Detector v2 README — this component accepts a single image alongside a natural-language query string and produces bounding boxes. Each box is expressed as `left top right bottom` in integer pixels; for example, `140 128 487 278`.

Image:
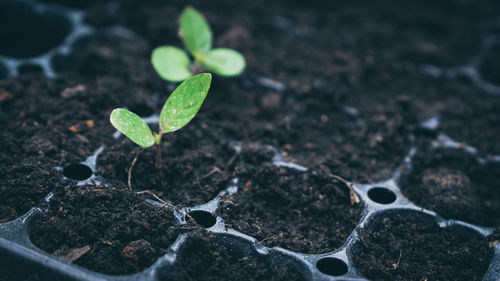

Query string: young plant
151 6 245 82
110 73 212 169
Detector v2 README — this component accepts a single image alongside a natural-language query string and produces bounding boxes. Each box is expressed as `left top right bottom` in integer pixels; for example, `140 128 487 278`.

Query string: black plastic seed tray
0 130 499 281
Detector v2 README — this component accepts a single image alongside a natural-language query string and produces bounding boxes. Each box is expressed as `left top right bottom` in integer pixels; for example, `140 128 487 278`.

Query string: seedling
151 6 246 82
110 73 212 169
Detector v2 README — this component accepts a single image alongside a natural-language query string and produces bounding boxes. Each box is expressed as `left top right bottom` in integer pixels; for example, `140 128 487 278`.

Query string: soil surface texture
97 121 239 206
31 186 194 275
1 0 499 220
438 93 500 156
159 230 308 281
399 146 500 226
219 144 363 253
0 75 112 222
352 210 493 281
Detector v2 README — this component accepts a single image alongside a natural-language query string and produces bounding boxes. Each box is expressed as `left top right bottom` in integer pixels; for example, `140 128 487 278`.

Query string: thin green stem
155 144 162 169
155 131 163 169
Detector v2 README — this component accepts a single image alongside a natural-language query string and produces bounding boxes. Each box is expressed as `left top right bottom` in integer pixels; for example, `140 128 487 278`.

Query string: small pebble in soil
352 210 493 281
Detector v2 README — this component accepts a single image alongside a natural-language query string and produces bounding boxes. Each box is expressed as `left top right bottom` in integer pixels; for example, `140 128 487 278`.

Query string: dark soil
257 86 416 183
0 63 8 79
0 157 58 223
0 0 499 277
62 0 436 184
0 67 169 222
438 94 500 156
158 230 308 281
97 127 238 206
0 31 179 222
0 76 100 222
399 146 500 226
352 210 493 281
30 186 194 275
218 144 363 253
478 41 500 87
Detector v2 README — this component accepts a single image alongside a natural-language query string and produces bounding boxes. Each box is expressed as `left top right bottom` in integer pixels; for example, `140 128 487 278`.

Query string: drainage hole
63 163 92 181
368 187 396 204
189 210 216 228
316 257 348 276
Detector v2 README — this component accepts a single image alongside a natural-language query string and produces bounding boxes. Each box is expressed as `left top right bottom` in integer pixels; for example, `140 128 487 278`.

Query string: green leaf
180 6 212 56
202 48 246 76
160 73 212 133
110 109 155 148
151 46 192 82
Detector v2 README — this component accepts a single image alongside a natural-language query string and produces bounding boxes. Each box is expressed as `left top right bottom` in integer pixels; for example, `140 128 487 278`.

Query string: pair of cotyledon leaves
151 7 245 82
110 73 212 147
